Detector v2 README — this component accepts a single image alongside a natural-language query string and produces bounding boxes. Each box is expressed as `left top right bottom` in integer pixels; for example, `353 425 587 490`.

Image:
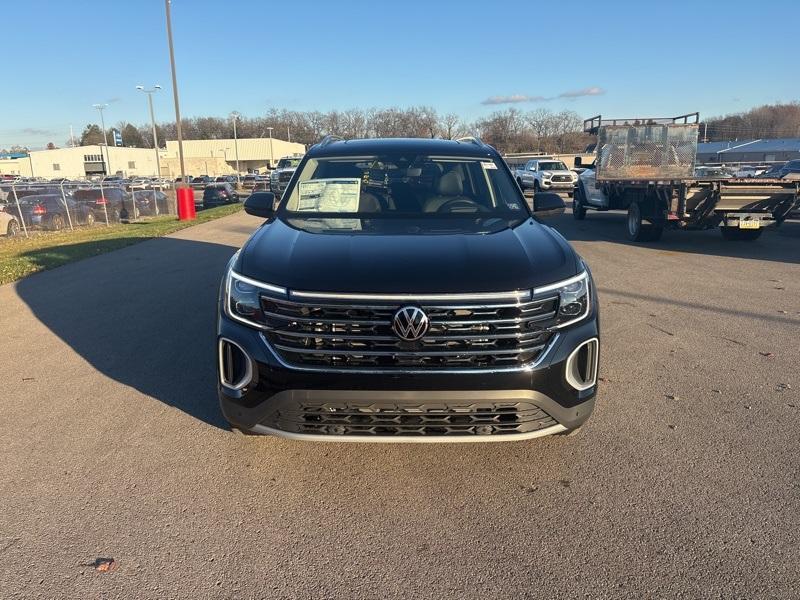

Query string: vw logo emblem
391 306 429 341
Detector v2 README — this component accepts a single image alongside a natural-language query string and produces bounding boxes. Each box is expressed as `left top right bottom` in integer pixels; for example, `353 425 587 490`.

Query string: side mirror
573 156 582 168
533 192 565 218
244 191 275 218
529 165 537 171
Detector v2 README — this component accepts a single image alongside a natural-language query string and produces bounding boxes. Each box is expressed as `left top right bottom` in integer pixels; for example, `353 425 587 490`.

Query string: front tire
626 201 663 242
573 185 587 220
720 226 762 241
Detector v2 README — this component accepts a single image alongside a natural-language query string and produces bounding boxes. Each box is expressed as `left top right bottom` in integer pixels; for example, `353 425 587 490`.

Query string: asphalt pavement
1 207 798 599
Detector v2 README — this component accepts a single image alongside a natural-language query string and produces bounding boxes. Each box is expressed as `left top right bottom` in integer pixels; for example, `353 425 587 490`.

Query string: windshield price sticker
482 161 498 170
298 178 361 212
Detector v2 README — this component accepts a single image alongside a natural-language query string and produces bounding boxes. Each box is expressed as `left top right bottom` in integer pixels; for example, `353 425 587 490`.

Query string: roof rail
455 136 487 147
317 135 343 148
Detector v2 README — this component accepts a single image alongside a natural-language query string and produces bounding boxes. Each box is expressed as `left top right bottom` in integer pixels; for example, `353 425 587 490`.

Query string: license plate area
739 220 760 229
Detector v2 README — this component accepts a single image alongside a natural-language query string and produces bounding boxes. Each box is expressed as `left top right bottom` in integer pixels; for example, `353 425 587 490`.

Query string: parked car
777 159 800 179
269 156 303 196
12 194 95 230
514 159 578 195
694 166 734 179
242 174 259 189
201 183 239 209
217 136 598 441
215 175 238 186
1 207 20 236
73 187 132 221
191 175 214 190
757 163 785 178
133 189 170 215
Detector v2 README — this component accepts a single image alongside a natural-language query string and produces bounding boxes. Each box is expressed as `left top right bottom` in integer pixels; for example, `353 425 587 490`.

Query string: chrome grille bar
259 291 560 372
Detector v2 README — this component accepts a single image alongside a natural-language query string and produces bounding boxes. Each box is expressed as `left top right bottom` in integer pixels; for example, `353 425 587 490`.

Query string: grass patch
0 204 243 285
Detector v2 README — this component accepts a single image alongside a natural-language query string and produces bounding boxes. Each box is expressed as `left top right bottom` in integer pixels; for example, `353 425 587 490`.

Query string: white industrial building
0 136 306 180
162 137 305 177
0 145 159 179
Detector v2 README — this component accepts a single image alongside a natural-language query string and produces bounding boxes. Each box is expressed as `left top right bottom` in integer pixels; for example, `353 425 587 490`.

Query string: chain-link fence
0 178 179 239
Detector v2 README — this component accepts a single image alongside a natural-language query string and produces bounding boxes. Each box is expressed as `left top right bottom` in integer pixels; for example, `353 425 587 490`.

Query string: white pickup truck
514 158 577 196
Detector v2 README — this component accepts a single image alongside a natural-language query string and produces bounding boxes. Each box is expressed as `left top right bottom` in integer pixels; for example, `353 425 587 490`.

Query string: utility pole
165 0 186 185
267 126 274 168
137 85 163 178
230 111 241 185
287 126 291 143
93 103 111 175
69 125 75 147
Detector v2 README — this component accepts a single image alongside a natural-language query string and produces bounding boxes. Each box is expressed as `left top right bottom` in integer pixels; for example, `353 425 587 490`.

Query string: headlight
542 171 552 179
224 268 286 329
533 270 591 328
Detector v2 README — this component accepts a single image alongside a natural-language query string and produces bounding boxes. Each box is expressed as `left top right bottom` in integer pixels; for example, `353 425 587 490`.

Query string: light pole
92 103 111 176
136 85 162 179
267 126 274 168
230 111 241 184
165 0 186 185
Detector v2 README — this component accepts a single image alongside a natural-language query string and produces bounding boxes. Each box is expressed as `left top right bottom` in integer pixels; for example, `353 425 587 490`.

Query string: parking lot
1 205 798 598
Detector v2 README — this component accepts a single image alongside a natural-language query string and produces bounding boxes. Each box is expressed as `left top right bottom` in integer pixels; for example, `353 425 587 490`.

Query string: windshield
278 158 302 168
281 153 529 221
537 161 568 171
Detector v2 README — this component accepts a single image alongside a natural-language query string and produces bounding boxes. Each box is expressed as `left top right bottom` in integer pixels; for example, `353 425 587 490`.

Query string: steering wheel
436 198 486 213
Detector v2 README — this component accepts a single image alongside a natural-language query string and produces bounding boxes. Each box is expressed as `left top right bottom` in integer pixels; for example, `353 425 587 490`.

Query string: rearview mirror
533 192 565 218
244 191 275 218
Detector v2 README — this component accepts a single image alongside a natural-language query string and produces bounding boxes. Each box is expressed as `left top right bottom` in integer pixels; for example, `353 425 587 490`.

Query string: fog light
565 338 599 391
218 338 253 390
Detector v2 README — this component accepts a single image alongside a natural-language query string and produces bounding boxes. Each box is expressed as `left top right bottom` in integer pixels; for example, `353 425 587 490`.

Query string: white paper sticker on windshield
482 161 498 170
298 178 361 212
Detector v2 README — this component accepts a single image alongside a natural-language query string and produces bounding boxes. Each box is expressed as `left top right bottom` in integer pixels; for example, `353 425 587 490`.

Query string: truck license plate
739 220 760 229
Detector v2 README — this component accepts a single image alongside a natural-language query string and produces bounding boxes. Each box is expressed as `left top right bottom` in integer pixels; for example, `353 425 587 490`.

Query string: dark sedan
12 194 95 230
73 187 132 221
132 189 171 215
201 183 240 209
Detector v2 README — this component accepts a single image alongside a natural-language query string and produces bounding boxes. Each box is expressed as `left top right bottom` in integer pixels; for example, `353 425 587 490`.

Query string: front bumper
541 180 575 190
217 303 600 442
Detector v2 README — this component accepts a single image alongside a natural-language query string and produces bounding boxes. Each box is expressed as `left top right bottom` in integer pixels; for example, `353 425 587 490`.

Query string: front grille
268 401 557 437
260 292 559 371
551 175 572 182
278 171 293 182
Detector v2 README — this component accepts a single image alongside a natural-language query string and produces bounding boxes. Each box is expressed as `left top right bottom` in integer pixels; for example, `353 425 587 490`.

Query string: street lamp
136 85 163 183
92 102 111 176
267 126 274 168
230 111 241 185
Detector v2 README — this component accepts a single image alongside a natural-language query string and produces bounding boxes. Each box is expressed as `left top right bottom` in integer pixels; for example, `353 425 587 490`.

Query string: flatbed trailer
573 114 800 241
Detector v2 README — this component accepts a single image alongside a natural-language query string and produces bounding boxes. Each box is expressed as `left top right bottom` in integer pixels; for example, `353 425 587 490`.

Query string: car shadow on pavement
547 202 800 265
14 236 239 430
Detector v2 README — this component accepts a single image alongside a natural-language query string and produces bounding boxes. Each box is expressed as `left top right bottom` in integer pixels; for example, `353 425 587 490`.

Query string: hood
238 218 580 294
542 170 575 177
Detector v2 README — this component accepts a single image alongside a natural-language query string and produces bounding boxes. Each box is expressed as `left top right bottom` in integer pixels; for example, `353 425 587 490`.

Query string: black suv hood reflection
238 217 580 294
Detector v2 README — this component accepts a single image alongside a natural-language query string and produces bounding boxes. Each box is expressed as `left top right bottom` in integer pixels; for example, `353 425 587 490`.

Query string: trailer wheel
572 185 587 220
720 226 762 241
626 202 663 242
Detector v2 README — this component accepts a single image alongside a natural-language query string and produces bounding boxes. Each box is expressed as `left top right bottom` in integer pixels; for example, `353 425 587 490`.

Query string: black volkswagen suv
217 137 599 442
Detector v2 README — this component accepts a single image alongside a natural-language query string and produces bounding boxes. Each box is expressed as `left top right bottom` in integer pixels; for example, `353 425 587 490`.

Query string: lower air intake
266 402 557 437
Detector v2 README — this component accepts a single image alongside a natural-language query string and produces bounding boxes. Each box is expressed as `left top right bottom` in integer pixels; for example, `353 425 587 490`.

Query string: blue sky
2 0 799 149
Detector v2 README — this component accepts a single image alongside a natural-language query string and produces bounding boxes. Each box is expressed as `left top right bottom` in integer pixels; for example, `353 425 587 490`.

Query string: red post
176 187 196 220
